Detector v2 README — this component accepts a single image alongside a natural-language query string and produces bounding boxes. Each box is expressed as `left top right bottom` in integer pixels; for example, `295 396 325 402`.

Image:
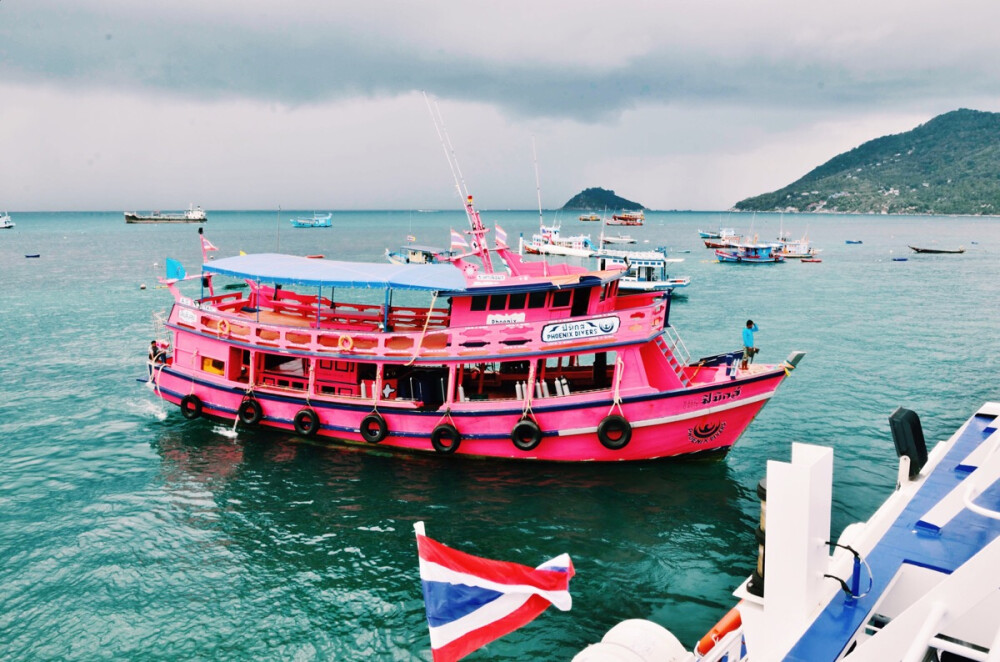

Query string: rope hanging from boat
521 360 538 422
406 291 438 367
608 357 625 417
188 348 200 395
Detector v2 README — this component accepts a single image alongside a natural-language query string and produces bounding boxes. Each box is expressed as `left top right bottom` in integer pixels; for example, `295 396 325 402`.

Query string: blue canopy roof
203 254 468 291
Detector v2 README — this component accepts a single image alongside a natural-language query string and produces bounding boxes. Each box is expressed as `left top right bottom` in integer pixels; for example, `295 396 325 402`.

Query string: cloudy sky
3 0 999 211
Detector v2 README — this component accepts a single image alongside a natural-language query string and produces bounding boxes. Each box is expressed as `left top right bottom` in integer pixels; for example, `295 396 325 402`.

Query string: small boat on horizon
845 239 863 244
578 213 602 222
125 205 206 224
607 210 645 226
289 213 333 228
909 245 965 254
0 211 14 229
716 242 785 264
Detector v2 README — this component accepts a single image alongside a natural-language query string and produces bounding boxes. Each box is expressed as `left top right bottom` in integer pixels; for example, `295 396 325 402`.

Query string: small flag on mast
414 522 573 662
494 224 508 247
449 229 469 252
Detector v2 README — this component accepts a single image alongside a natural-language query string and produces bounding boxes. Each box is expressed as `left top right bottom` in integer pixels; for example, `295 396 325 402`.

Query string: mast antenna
532 137 544 229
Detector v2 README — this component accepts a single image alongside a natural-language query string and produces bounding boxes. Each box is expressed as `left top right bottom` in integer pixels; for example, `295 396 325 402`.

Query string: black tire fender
180 394 203 420
597 414 632 450
430 424 461 454
293 408 320 437
511 419 543 451
238 397 263 425
360 413 388 443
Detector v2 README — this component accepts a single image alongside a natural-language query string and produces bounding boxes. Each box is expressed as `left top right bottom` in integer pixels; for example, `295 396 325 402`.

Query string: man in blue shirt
741 320 759 370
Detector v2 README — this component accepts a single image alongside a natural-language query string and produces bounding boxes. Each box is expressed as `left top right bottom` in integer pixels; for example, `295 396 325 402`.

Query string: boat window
571 288 591 317
552 290 571 308
508 292 527 309
528 291 547 309
201 356 225 376
489 294 508 311
470 295 488 311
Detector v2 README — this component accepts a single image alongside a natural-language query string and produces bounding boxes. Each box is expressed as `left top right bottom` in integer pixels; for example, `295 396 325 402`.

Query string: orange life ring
338 334 354 352
696 606 742 655
217 318 230 338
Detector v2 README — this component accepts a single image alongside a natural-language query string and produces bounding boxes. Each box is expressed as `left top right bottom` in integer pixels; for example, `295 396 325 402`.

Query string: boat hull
151 365 786 462
125 215 206 223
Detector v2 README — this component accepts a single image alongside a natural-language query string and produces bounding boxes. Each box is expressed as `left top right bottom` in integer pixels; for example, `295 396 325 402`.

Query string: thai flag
200 233 219 262
494 224 508 246
450 229 469 252
415 522 574 662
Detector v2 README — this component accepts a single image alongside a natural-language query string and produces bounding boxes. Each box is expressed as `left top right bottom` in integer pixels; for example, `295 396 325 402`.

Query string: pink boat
148 199 804 462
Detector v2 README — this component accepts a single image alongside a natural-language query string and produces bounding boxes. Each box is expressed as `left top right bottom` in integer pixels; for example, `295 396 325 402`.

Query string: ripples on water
1 211 997 659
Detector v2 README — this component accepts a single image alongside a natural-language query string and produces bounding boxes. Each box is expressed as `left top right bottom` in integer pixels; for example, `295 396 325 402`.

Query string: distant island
561 187 645 211
734 108 1000 215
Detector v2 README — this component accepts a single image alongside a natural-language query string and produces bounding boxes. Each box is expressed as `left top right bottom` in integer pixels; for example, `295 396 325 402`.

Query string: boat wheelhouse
149 201 801 461
385 244 452 265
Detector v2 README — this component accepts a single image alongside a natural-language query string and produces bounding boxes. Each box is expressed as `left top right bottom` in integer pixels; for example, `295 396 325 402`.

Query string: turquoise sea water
1 210 998 660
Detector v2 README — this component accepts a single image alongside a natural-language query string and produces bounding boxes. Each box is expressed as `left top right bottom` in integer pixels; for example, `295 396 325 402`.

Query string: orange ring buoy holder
696 606 742 655
338 335 354 352
217 318 230 338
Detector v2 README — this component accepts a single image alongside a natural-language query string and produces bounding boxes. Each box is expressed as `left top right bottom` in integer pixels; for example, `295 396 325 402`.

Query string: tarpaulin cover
203 253 468 291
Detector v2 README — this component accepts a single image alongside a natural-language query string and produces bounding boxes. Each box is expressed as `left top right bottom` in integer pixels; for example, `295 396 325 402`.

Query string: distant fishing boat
716 242 785 264
845 240 863 244
578 213 602 222
607 211 645 226
289 213 333 228
125 205 206 224
703 229 740 248
0 212 14 229
908 245 965 254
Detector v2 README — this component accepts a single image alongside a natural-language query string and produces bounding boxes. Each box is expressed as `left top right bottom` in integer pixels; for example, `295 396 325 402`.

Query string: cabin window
508 292 527 309
489 294 508 311
457 361 529 402
201 357 225 376
538 351 616 394
552 290 571 308
571 289 591 317
528 291 547 309
470 295 488 311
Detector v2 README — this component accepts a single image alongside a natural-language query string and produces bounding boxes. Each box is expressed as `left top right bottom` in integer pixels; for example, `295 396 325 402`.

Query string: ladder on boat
657 327 692 387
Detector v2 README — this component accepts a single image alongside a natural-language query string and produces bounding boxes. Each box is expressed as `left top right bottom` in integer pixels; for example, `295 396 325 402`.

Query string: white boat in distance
594 248 689 293
125 204 206 224
0 212 13 229
519 223 595 257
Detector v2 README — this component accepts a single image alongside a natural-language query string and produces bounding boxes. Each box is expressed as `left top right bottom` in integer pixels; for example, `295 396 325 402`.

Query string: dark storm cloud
3 0 997 122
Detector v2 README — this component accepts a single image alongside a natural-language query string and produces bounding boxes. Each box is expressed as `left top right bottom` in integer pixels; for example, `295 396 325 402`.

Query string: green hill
734 109 1000 215
561 187 644 211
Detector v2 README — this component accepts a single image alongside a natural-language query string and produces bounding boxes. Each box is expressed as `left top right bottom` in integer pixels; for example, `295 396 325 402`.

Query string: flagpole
276 205 281 252
414 521 425 536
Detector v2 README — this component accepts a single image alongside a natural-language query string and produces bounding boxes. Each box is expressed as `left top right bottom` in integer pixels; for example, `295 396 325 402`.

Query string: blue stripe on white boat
785 409 1000 660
